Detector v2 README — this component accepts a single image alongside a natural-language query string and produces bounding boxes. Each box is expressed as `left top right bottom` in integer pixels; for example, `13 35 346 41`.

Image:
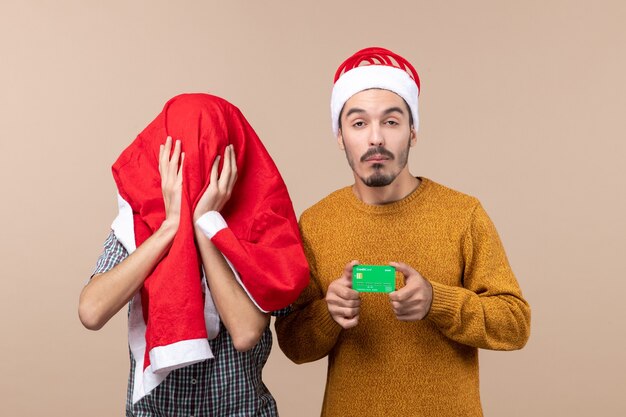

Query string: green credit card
352 265 396 293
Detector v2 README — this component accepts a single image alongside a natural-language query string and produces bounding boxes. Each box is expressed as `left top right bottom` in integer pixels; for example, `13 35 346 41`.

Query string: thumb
342 260 360 285
389 261 416 284
389 261 410 275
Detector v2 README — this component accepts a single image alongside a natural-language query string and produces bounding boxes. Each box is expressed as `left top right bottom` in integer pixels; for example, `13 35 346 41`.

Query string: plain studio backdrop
1 1 624 416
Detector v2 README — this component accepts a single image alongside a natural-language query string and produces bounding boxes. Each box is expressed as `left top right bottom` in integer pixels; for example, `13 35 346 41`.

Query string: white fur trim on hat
331 65 419 137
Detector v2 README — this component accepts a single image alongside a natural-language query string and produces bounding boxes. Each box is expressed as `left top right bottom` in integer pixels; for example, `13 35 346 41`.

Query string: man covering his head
79 93 309 416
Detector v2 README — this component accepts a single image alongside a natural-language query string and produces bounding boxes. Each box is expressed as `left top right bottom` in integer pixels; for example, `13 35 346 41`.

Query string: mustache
360 146 395 162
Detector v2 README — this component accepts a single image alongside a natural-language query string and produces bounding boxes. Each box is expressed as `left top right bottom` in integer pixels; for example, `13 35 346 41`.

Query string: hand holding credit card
352 265 396 293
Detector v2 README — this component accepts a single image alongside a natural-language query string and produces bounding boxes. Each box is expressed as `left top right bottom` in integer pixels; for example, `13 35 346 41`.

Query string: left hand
193 144 238 222
388 261 433 321
159 136 184 233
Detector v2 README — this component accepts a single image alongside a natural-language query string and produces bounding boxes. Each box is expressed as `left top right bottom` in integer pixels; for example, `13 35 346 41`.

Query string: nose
369 124 385 147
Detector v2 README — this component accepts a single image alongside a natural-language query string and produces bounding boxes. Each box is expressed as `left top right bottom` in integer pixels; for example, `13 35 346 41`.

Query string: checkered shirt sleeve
93 230 129 275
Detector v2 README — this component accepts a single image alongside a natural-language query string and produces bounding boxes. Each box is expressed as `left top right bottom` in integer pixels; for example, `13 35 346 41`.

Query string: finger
344 260 360 275
389 282 414 301
390 262 421 283
331 305 360 319
390 298 408 312
169 139 182 170
328 294 361 308
392 280 424 304
342 287 361 301
340 298 361 309
339 315 359 329
159 144 165 173
227 144 238 191
389 261 411 275
159 137 171 175
395 313 419 322
329 280 360 300
339 260 360 291
176 153 185 186
391 303 422 320
342 260 360 282
162 136 172 166
397 304 428 321
219 145 232 190
210 155 221 185
162 137 174 183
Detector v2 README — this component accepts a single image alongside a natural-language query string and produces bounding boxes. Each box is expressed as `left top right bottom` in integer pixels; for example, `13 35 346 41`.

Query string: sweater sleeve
425 202 531 351
275 229 343 364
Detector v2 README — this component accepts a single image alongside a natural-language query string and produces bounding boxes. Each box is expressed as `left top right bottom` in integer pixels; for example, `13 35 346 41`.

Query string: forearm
275 298 342 363
78 221 177 330
426 281 531 350
426 202 532 350
195 227 269 352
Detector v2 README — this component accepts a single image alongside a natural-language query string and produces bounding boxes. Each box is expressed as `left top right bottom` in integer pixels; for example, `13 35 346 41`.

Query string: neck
352 170 420 205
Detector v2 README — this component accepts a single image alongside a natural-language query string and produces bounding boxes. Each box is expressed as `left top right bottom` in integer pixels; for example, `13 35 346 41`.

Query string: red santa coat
110 93 309 403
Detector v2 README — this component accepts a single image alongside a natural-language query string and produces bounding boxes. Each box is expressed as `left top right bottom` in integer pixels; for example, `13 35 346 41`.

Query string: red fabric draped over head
112 93 309 379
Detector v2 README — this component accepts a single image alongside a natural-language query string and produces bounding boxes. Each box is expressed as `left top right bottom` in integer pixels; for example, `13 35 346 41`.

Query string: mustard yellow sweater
275 178 530 417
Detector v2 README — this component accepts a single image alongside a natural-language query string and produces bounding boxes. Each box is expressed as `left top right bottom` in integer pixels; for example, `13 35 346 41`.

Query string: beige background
1 1 624 416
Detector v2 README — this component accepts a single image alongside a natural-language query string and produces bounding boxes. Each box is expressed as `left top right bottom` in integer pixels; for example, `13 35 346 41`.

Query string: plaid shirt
93 232 288 417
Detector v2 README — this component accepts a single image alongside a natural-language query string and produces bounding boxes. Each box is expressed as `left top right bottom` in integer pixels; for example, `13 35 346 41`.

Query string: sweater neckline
344 177 431 214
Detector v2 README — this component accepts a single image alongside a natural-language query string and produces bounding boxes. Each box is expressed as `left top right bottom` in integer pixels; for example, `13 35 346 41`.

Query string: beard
361 167 396 187
345 138 411 188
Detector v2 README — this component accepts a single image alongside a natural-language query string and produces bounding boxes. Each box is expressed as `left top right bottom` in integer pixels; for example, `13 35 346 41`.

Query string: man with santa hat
275 47 531 416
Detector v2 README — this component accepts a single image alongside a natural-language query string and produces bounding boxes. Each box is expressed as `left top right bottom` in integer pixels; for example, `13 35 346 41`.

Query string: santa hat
111 93 309 403
330 47 421 137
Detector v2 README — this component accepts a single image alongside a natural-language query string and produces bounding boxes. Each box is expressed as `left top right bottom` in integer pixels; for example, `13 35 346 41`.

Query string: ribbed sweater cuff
427 281 461 326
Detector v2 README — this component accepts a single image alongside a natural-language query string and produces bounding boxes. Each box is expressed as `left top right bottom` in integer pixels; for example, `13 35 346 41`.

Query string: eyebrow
382 106 406 116
344 106 406 118
344 107 366 118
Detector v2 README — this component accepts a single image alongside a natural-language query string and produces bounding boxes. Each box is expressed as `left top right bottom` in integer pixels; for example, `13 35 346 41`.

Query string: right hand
159 136 184 231
326 260 361 329
193 144 238 222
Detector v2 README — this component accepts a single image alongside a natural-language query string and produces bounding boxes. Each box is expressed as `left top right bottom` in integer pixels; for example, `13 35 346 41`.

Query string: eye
352 121 365 128
385 120 399 126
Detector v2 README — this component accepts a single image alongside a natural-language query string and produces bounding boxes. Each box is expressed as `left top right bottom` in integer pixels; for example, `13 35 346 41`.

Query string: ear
337 130 345 150
409 127 417 147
